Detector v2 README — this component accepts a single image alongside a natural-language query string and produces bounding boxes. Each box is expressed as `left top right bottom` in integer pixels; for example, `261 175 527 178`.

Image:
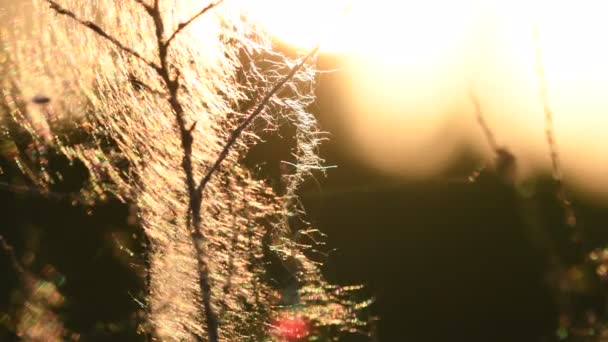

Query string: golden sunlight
240 0 475 54
244 0 608 197
237 0 353 51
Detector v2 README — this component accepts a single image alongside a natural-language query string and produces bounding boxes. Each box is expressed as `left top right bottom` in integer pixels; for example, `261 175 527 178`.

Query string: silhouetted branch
142 3 219 340
43 0 159 70
532 24 577 229
37 2 330 340
42 2 218 340
468 89 519 184
469 89 498 153
196 44 321 197
165 0 225 48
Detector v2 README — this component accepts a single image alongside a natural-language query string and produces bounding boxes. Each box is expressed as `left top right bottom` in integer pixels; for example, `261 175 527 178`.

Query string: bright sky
242 0 608 199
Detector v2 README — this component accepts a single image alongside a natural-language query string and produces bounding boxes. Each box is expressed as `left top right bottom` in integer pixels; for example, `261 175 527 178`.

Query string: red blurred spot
273 314 310 341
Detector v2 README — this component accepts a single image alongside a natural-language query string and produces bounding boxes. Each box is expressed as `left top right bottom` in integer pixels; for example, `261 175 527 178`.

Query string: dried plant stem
165 0 225 48
469 89 499 153
42 1 320 340
143 1 219 339
468 89 510 183
532 24 577 229
196 44 321 196
42 0 158 70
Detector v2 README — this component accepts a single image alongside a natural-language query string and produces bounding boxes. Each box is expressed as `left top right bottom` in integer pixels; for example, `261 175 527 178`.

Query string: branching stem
42 2 321 340
43 0 159 70
165 0 225 48
196 45 321 197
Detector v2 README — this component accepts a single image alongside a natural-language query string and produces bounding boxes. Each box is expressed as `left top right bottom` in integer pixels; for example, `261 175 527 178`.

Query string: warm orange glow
244 0 608 197
240 0 475 54
237 0 353 51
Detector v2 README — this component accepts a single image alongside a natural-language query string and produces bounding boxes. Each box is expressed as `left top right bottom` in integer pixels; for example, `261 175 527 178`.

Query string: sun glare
243 0 608 197
237 0 352 51
240 0 475 55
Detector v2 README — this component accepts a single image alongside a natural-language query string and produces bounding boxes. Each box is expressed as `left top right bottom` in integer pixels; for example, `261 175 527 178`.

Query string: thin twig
165 0 225 48
43 0 159 70
469 89 499 153
532 23 577 229
196 44 321 196
468 89 519 183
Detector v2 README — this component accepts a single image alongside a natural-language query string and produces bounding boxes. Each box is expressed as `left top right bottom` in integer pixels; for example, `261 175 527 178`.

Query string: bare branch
165 0 225 48
469 89 499 153
196 44 321 196
43 0 159 70
9 1 360 340
142 3 220 340
532 24 577 229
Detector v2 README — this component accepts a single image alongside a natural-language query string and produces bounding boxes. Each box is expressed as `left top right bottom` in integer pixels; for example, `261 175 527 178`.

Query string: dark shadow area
0 154 145 341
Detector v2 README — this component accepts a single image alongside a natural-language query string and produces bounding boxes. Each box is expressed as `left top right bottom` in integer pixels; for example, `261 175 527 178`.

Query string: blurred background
248 0 608 196
2 0 608 341
251 1 608 340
